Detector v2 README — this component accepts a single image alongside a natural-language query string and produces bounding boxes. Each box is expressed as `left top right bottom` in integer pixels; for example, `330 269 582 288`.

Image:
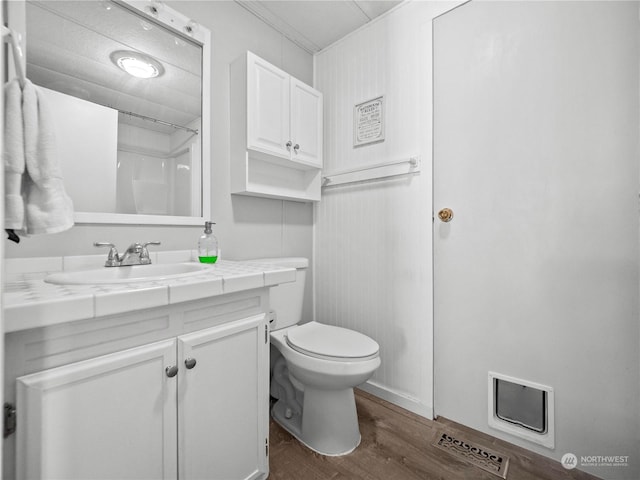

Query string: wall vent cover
432 432 510 478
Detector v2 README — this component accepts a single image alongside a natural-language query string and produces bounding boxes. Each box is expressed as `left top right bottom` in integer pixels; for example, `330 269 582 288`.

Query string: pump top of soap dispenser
204 221 214 234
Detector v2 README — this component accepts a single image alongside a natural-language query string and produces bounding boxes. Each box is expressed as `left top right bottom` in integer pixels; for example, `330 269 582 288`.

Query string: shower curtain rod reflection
117 109 199 135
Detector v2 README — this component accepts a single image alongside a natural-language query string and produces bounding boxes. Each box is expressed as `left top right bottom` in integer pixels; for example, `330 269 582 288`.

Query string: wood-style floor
269 389 600 480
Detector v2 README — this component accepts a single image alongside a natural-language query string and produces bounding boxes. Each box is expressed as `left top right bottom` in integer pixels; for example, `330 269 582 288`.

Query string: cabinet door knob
285 141 292 149
165 365 178 378
293 144 299 153
184 358 197 370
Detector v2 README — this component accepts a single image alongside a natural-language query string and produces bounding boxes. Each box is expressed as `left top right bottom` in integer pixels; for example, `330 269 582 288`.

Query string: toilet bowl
247 257 380 456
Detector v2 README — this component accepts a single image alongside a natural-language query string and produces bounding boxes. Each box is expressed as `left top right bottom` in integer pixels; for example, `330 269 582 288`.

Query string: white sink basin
45 263 211 285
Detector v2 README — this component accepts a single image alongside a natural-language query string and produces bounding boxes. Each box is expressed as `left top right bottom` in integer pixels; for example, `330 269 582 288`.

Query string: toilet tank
248 257 308 331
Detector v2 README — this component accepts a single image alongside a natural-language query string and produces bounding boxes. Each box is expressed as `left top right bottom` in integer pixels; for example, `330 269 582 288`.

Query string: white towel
3 79 25 230
21 80 74 235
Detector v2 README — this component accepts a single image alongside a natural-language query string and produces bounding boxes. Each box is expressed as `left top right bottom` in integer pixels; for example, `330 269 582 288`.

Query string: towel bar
322 156 421 187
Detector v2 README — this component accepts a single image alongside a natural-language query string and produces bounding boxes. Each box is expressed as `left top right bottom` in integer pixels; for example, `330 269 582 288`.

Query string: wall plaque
354 96 384 147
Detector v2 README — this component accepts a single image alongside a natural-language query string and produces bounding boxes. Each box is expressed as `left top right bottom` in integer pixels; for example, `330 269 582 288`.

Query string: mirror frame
24 0 212 226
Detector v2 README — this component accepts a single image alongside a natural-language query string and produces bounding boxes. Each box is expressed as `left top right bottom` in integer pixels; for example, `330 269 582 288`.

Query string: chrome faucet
94 241 161 267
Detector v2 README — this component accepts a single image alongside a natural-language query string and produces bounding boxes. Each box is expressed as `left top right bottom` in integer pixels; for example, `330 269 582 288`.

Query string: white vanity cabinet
231 51 323 202
5 290 270 480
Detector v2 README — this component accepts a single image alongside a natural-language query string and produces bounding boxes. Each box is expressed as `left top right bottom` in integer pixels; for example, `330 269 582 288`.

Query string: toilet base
272 387 361 456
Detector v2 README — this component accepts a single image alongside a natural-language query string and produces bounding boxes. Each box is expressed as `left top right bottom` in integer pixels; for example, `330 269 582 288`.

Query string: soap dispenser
198 221 218 263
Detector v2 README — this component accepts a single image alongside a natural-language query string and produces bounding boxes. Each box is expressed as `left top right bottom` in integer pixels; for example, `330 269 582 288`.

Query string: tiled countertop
3 251 295 333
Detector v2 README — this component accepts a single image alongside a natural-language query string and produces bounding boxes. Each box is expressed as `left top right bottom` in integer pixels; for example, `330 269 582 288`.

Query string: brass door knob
437 208 454 223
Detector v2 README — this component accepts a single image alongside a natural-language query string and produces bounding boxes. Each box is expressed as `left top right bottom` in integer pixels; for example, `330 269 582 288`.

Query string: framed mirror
24 0 211 225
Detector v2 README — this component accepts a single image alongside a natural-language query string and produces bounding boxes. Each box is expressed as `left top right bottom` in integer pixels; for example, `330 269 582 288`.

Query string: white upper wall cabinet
231 51 323 202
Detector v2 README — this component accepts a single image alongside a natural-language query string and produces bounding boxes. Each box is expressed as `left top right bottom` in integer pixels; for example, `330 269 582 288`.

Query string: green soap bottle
198 221 218 264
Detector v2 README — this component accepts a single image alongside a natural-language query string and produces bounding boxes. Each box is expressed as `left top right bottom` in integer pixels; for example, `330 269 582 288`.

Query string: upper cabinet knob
285 141 292 149
293 144 300 152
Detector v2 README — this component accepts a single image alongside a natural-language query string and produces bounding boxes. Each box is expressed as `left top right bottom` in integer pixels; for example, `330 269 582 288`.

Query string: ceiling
235 1 403 54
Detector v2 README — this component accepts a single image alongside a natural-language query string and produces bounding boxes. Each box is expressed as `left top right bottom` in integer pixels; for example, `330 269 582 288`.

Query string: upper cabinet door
290 78 323 168
247 54 291 159
16 339 178 480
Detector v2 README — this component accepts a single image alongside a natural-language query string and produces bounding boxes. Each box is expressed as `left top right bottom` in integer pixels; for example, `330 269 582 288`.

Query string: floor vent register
433 432 510 479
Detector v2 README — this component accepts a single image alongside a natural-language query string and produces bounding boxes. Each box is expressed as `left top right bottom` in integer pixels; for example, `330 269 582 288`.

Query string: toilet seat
286 322 379 361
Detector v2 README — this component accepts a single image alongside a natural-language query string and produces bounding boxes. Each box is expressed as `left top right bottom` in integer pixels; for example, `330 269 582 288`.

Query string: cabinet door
16 339 178 480
178 314 269 480
247 54 291 159
290 77 323 168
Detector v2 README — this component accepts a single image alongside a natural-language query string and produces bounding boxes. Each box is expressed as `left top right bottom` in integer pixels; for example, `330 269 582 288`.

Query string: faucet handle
94 242 120 267
140 241 161 265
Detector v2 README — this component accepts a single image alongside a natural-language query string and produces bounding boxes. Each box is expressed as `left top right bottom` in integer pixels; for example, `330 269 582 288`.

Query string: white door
178 315 268 480
433 0 638 468
16 339 178 480
290 78 323 168
247 53 291 159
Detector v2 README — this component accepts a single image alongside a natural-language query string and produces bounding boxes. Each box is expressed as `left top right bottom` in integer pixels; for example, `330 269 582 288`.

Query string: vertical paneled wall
314 1 459 417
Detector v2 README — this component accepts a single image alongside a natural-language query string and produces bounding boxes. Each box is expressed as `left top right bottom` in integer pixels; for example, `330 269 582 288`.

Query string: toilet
252 257 380 456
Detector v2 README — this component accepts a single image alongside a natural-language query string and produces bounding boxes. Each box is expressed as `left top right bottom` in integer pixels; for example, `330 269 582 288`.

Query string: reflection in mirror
25 0 208 224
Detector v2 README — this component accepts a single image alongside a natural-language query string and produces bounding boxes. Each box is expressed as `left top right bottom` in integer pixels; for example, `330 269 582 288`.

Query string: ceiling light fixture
110 50 165 79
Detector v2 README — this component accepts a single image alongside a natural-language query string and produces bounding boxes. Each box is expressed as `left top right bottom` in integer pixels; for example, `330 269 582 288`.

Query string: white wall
6 0 315 319
314 1 460 417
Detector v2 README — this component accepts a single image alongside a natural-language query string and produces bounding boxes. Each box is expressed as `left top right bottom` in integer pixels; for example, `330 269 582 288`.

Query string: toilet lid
286 322 379 360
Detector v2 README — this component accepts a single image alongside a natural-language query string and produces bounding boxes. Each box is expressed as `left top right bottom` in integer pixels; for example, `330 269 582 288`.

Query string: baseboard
359 381 433 419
